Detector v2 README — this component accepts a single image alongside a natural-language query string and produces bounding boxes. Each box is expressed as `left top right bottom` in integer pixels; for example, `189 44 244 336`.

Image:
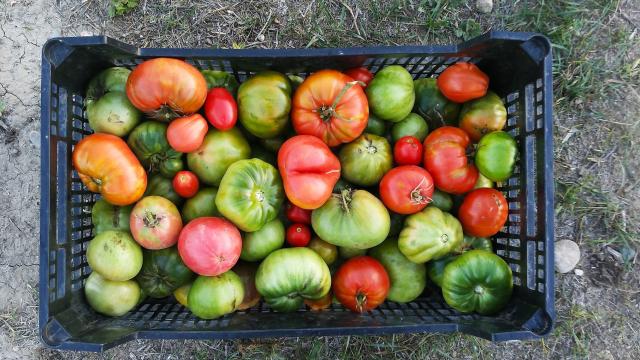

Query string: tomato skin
72 133 147 206
130 196 183 250
167 114 208 153
204 87 238 131
286 223 311 247
333 256 390 313
172 170 200 198
285 202 312 224
292 70 369 147
343 67 373 86
458 188 508 237
126 58 207 120
394 136 423 166
177 217 242 276
379 165 434 215
278 135 341 210
437 62 489 103
423 126 479 195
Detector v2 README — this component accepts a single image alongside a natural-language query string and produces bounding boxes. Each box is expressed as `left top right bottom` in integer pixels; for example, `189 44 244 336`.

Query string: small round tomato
204 87 237 131
286 223 311 247
394 136 423 166
166 114 208 153
173 170 199 198
285 202 312 224
437 62 489 103
379 165 434 215
333 256 390 313
343 67 373 87
458 188 508 237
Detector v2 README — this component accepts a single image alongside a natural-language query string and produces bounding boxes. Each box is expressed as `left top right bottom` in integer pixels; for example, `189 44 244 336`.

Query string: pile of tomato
76 58 518 319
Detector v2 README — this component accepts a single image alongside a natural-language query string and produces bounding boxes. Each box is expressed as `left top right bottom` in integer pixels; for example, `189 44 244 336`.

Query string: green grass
109 0 138 17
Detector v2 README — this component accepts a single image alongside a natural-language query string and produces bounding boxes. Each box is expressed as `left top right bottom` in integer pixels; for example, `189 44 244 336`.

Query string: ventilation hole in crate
537 269 544 279
509 251 521 260
524 83 536 133
537 283 545 293
509 263 521 273
507 225 519 234
496 238 508 245
508 201 520 210
496 249 506 257
509 238 521 248
537 255 545 266
508 214 520 223
513 276 522 286
538 242 544 251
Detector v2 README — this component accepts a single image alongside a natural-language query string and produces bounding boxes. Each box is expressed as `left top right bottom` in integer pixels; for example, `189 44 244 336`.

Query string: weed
109 0 138 17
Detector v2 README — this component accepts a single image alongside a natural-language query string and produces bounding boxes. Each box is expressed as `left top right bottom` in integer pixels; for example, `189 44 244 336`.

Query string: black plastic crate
39 31 555 351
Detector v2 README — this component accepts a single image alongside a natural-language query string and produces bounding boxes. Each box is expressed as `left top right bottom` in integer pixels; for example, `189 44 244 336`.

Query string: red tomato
130 196 183 249
126 58 207 120
423 126 478 195
285 202 312 224
177 217 242 276
286 223 311 247
278 135 341 210
166 114 208 153
172 170 199 198
333 256 389 313
379 165 434 215
292 70 369 147
436 62 489 103
458 188 508 237
343 67 373 87
204 87 237 131
394 136 423 166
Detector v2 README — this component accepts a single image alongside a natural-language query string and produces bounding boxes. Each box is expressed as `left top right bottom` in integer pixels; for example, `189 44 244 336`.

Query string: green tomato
255 247 331 312
287 74 304 92
442 250 513 315
429 189 453 212
339 133 392 186
173 282 191 307
188 272 245 319
391 113 429 142
308 237 338 265
369 238 426 303
187 128 251 186
238 71 292 139
144 174 183 207
398 206 463 263
127 121 184 178
338 246 367 259
201 70 239 96
240 218 285 262
388 211 405 237
456 235 493 254
366 65 415 122
312 189 390 249
474 173 494 189
136 247 194 298
86 231 143 281
475 131 518 182
181 187 220 223
364 113 386 136
216 158 284 232
84 272 140 317
426 255 456 288
413 78 460 129
91 199 132 235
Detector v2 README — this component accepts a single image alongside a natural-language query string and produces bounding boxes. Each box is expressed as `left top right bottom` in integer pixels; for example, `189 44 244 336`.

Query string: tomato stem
317 80 364 123
337 188 353 214
409 177 433 205
355 291 367 313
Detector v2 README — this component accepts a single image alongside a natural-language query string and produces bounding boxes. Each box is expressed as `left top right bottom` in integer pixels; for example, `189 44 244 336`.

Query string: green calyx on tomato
475 131 518 182
91 199 132 235
238 71 292 139
366 65 415 122
144 174 184 207
339 133 392 186
216 158 284 232
240 218 285 262
136 247 194 298
181 187 220 223
391 113 429 142
459 91 507 142
442 250 513 315
398 206 463 263
127 121 184 178
365 113 386 136
369 238 427 303
413 78 460 129
201 70 239 96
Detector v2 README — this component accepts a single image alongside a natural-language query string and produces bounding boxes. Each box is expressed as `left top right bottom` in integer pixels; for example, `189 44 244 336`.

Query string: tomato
364 113 386 136
429 188 453 212
288 74 304 91
459 91 507 142
233 261 261 310
423 126 478 195
333 256 390 313
456 235 493 254
128 121 184 178
391 113 429 143
204 87 237 131
188 272 244 319
426 255 456 288
201 70 239 96
307 237 338 265
126 58 207 120
91 199 131 235
286 223 311 247
394 136 423 166
304 291 333 311
84 272 140 317
286 202 312 224
172 170 199 198
338 246 366 259
136 247 194 298
398 206 463 263
144 174 183 207
278 135 341 210
130 196 183 250
379 165 434 215
292 70 369 147
178 217 242 276
339 133 392 186
458 188 508 237
187 128 251 186
413 78 460 129
240 219 285 261
166 114 208 153
181 187 220 223
369 238 426 303
238 71 292 138
474 173 494 189
366 65 415 122
73 133 146 206
173 283 191 307
475 131 518 182
343 67 373 86
87 230 143 281
436 62 489 103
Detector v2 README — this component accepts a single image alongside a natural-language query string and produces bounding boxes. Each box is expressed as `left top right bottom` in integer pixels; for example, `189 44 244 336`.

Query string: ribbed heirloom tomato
458 188 508 237
379 165 434 215
333 256 390 313
437 62 489 103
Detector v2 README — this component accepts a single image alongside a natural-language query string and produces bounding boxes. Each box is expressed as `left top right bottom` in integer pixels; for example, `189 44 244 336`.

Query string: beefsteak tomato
458 188 508 237
413 78 460 129
333 256 390 313
237 71 292 139
339 133 392 186
398 206 463 263
136 246 194 298
459 91 507 142
366 65 415 122
379 165 434 215
128 121 184 178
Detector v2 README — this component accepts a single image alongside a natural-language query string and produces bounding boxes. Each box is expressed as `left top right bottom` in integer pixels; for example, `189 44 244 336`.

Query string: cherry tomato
394 136 423 166
436 62 489 103
458 188 508 237
166 114 208 153
285 202 312 224
286 223 311 247
333 256 389 313
343 67 373 87
379 165 434 215
204 87 238 131
172 170 199 198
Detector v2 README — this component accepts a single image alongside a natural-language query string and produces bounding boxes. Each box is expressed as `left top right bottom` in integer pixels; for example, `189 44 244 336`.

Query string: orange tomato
436 62 489 103
304 292 333 311
72 133 147 205
166 114 208 153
